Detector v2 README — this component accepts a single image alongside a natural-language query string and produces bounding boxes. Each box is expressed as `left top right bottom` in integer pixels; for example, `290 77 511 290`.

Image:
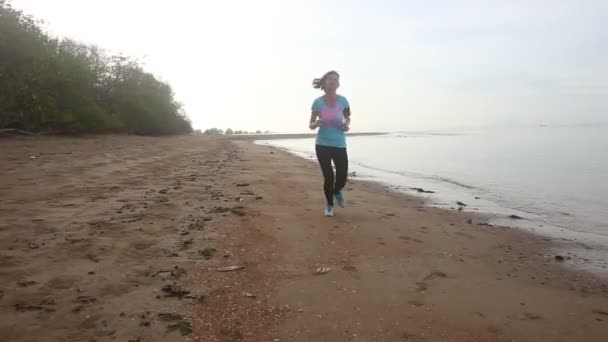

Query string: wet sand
1 135 607 342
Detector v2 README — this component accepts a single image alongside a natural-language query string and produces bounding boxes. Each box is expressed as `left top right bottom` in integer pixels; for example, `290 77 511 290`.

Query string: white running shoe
324 205 335 217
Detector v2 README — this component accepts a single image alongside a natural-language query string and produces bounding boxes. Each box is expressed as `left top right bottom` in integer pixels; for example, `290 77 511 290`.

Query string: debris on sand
424 270 447 281
314 267 332 275
521 312 542 320
416 282 428 292
208 206 232 214
17 280 38 287
231 206 247 217
15 298 56 312
170 268 187 279
15 303 44 312
161 284 191 299
217 265 246 272
158 312 184 321
593 309 608 316
555 255 565 262
199 247 217 260
177 238 193 250
457 201 467 207
408 300 425 307
509 214 523 220
167 320 192 336
410 187 435 194
208 205 247 216
74 295 97 304
236 183 250 187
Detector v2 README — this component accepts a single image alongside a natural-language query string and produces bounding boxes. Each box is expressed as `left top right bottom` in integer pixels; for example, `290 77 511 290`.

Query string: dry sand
1 135 607 342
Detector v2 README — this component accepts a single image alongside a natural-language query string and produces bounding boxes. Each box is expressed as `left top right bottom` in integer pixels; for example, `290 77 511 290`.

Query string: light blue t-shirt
312 95 350 148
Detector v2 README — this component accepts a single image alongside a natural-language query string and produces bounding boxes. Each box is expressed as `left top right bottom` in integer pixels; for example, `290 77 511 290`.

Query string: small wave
387 131 467 138
350 160 477 190
427 176 477 190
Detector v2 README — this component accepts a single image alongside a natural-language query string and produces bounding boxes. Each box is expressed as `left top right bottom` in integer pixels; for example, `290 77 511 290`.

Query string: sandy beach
1 135 607 342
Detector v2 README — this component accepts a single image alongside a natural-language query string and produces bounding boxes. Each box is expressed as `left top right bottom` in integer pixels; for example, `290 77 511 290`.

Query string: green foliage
203 128 223 135
0 1 191 135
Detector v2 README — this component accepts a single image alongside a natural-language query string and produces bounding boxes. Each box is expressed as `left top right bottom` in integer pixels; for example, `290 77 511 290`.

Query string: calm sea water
258 126 608 273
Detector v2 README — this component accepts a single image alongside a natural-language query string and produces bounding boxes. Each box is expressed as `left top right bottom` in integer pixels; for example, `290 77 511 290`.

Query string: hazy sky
10 0 607 132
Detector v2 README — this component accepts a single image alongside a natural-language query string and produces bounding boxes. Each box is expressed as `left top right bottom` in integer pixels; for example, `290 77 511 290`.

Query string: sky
9 0 608 132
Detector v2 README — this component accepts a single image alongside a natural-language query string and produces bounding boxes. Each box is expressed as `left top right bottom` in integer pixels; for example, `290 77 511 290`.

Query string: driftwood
0 128 36 136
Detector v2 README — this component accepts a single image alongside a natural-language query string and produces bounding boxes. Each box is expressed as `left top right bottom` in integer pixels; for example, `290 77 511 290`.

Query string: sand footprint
416 270 448 293
423 270 447 281
408 299 425 308
401 331 429 342
399 236 423 243
520 312 542 320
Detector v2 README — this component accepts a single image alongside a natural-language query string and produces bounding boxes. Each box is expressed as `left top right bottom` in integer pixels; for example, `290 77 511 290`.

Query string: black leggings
315 144 348 206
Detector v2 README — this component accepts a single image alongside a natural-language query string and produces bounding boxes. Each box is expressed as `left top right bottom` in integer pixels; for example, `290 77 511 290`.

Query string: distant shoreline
224 132 386 140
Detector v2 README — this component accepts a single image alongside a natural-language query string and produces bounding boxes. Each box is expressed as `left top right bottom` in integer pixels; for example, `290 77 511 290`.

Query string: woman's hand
343 118 351 132
309 120 320 130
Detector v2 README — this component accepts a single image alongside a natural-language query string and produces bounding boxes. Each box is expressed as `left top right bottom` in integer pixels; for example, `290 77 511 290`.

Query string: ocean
257 126 608 275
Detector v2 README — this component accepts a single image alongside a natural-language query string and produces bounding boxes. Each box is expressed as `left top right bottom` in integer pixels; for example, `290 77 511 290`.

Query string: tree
203 128 222 135
0 1 192 135
225 128 233 135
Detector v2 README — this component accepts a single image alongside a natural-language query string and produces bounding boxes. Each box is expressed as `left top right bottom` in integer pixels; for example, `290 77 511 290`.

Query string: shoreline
241 140 608 341
224 132 386 140
256 138 608 279
1 135 607 342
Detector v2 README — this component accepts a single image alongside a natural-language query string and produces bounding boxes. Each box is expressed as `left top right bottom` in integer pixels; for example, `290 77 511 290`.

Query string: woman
309 70 351 217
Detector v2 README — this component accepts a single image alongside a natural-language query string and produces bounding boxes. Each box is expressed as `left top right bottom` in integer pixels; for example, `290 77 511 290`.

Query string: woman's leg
315 145 335 206
333 147 348 193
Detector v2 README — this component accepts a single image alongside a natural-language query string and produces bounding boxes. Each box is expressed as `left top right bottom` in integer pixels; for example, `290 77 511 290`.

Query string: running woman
309 70 351 217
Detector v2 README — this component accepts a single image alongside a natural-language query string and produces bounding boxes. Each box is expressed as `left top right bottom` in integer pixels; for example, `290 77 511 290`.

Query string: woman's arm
309 111 320 130
343 107 351 132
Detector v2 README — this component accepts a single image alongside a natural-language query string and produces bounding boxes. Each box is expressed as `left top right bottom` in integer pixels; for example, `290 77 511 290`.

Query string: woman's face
324 73 340 92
